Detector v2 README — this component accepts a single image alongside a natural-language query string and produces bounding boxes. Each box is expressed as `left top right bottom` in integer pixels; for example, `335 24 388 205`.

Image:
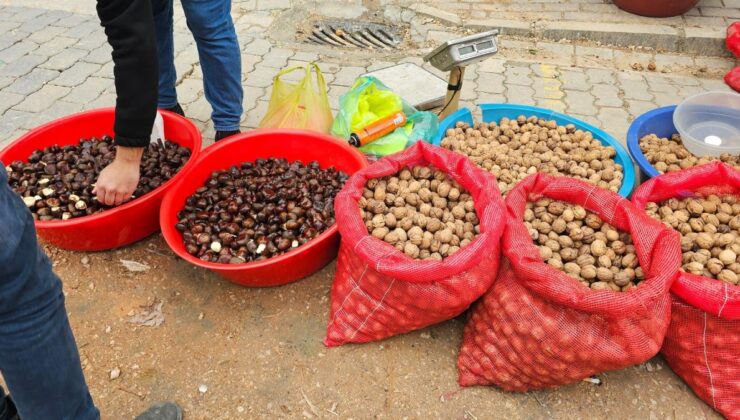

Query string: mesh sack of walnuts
326 142 505 347
633 162 740 420
458 173 681 391
639 133 740 175
440 116 624 195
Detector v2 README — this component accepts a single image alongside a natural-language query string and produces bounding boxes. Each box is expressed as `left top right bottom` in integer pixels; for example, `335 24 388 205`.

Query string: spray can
349 112 407 147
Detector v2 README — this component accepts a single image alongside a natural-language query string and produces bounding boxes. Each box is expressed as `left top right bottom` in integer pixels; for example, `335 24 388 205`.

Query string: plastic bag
632 162 740 420
331 77 438 157
457 174 681 391
728 22 740 57
325 142 505 347
259 63 333 134
725 67 740 93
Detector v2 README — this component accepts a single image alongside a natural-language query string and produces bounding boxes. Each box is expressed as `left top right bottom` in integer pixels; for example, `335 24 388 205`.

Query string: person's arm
94 0 158 206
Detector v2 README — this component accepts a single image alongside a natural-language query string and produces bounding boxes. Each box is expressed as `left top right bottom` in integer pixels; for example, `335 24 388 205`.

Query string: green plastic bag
331 76 438 157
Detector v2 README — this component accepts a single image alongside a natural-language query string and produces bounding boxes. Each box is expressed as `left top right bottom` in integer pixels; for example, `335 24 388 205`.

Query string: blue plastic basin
626 106 677 180
434 104 637 198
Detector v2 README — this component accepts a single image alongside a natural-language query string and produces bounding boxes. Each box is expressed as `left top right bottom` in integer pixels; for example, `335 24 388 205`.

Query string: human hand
93 146 144 206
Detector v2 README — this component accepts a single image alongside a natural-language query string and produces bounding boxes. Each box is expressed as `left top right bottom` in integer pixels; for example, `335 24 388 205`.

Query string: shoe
0 396 18 420
163 103 185 117
215 129 241 142
134 401 182 420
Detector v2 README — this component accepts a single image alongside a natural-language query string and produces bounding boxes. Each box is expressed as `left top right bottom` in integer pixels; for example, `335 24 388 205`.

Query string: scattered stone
120 259 151 272
110 367 121 380
198 384 208 394
198 312 205 320
128 299 165 327
81 256 90 265
583 376 602 385
420 332 431 339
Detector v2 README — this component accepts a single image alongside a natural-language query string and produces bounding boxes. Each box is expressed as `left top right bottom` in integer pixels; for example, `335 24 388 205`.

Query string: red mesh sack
325 141 505 347
632 162 740 420
725 67 740 93
728 22 740 57
458 174 681 391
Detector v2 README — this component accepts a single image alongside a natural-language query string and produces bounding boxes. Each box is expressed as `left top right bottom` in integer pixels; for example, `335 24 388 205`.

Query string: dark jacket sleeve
97 0 158 148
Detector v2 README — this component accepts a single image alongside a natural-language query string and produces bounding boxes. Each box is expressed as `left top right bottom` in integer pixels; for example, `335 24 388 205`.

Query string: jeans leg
152 0 178 108
0 168 99 420
182 0 243 131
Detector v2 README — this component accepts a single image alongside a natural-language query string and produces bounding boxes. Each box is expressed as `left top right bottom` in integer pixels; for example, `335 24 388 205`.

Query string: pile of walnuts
639 133 740 174
525 199 644 291
359 166 480 260
646 195 740 285
440 116 624 195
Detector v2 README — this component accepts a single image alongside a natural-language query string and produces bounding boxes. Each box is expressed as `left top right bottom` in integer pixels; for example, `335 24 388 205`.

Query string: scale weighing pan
364 63 448 111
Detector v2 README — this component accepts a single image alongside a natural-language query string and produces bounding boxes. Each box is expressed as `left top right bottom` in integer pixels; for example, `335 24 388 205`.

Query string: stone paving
425 0 740 25
0 0 736 151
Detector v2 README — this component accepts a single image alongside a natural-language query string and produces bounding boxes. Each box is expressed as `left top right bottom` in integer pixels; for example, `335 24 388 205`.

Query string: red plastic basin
159 129 368 287
613 0 699 17
0 108 202 251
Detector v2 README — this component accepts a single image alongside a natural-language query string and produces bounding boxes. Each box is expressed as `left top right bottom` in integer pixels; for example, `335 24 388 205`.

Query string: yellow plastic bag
259 63 333 133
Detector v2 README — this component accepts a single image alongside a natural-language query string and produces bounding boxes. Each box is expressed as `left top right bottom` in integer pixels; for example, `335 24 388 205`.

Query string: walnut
590 239 607 257
421 231 434 250
371 214 385 229
372 227 389 239
596 267 614 282
384 231 400 244
707 258 724 276
448 188 461 201
719 249 737 265
426 218 443 233
413 213 428 229
408 226 423 246
392 207 407 220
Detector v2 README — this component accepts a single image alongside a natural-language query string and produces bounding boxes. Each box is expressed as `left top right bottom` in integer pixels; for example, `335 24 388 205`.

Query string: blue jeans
0 167 99 420
152 0 243 131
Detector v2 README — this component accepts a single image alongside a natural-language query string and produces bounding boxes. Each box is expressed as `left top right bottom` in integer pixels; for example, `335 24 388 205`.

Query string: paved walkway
0 0 735 150
420 0 740 32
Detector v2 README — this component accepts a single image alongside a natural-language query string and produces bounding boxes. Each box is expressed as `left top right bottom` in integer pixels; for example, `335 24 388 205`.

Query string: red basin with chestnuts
159 129 368 287
0 108 202 251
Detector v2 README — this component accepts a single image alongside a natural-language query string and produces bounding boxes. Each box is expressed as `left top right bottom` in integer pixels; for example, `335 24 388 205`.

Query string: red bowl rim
0 107 203 229
159 128 368 272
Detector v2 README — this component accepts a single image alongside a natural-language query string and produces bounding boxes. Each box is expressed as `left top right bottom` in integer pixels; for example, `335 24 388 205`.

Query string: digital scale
424 30 500 119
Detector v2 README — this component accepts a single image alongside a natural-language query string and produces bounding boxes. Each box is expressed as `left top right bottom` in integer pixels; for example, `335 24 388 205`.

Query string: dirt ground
31 235 720 420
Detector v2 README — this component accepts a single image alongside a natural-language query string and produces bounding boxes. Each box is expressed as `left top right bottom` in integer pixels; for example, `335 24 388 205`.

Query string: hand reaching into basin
94 146 144 207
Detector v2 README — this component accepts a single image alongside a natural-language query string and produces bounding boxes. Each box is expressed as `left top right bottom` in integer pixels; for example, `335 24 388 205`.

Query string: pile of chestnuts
176 158 348 264
5 136 191 220
525 199 645 291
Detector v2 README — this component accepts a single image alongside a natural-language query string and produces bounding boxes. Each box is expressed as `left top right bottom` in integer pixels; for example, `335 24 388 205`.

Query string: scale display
424 30 500 72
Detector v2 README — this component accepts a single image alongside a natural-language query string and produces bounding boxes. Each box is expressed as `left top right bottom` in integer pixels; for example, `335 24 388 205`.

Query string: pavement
0 0 737 148
0 0 738 419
